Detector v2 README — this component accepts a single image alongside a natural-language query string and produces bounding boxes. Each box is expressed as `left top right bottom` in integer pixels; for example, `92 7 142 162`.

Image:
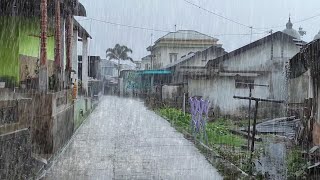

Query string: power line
182 0 320 32
77 17 268 37
86 18 170 33
295 13 320 24
250 13 320 30
183 0 254 29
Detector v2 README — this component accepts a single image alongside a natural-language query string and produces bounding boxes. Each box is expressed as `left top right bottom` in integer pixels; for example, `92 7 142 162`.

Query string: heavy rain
1 0 320 179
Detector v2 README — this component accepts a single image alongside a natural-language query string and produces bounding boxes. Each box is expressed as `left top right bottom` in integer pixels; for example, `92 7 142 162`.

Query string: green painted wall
0 17 19 84
19 17 55 60
0 16 55 84
74 97 92 130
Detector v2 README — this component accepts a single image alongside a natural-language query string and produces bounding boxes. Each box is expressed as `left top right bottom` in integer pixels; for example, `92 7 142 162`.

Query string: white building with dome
282 17 301 40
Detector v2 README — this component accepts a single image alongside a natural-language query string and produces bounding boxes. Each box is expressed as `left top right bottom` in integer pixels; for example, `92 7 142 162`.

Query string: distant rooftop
157 30 218 42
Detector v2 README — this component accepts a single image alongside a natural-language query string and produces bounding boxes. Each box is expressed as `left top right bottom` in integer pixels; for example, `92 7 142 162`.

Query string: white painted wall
220 40 299 71
288 71 309 103
188 75 270 115
178 47 226 68
162 85 179 100
141 58 151 70
152 46 210 68
187 38 301 117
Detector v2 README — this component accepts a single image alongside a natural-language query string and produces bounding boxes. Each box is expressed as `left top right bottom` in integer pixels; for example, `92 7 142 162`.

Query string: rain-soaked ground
42 96 222 180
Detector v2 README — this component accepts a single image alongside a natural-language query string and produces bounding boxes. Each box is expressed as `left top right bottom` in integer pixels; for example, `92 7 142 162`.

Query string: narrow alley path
44 96 222 180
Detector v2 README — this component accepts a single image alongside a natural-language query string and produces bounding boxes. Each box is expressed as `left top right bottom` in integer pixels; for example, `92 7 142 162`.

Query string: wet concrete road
44 96 222 180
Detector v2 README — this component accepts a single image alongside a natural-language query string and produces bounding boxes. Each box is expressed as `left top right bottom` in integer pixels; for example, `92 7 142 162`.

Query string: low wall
32 90 75 156
0 98 33 135
74 96 92 130
0 129 33 179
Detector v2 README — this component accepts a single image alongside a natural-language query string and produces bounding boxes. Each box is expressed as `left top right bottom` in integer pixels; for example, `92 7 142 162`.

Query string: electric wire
77 17 269 37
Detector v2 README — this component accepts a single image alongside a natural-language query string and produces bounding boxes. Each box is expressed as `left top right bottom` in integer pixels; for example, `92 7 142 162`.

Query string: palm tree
106 44 133 62
106 44 133 95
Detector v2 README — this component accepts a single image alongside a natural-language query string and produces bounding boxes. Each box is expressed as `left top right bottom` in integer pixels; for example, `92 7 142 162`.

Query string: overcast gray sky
77 0 320 60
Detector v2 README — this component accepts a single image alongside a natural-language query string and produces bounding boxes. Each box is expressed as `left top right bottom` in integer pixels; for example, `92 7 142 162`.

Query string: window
169 53 178 63
235 78 254 89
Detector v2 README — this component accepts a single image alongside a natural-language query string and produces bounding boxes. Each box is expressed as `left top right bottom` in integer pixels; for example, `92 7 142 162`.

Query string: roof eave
206 31 303 68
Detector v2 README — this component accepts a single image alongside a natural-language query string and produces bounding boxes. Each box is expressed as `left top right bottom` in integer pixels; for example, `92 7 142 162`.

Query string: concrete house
0 1 96 178
147 30 219 69
141 55 152 70
288 36 320 145
101 59 118 79
163 45 227 84
133 60 142 70
188 30 303 118
0 0 89 90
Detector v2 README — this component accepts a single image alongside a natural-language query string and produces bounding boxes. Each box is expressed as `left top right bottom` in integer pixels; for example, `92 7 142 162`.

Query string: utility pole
150 33 154 69
250 26 253 43
39 0 48 92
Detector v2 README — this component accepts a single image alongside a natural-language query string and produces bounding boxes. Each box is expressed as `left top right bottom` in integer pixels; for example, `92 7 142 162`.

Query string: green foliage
106 44 133 62
158 108 246 147
207 118 245 147
158 108 252 176
159 108 190 131
287 149 309 179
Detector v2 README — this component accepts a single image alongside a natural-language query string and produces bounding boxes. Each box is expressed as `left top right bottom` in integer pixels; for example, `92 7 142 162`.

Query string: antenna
250 26 253 43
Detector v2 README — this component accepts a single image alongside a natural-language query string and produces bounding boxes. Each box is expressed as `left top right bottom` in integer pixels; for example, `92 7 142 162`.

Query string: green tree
106 44 133 62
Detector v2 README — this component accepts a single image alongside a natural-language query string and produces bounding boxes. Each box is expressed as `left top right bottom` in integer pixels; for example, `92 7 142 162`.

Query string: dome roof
314 31 320 40
282 18 301 40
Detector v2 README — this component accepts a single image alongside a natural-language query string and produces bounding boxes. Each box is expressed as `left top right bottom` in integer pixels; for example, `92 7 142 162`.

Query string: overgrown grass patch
207 118 246 147
158 107 250 176
286 148 309 179
158 107 246 148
